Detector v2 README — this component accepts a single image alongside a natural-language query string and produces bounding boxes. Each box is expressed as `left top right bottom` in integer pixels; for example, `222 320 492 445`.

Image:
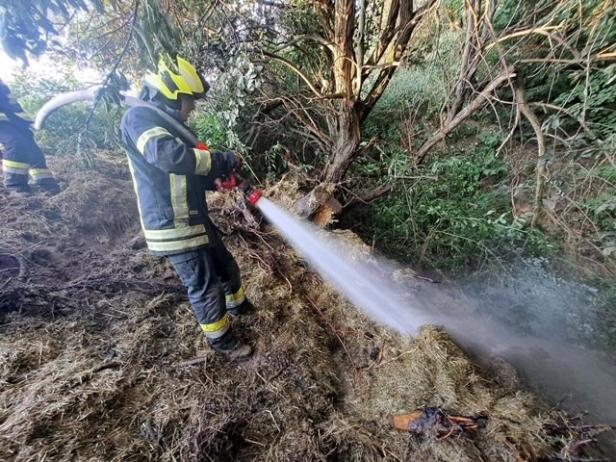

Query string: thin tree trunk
515 85 546 228
448 0 478 122
323 100 362 183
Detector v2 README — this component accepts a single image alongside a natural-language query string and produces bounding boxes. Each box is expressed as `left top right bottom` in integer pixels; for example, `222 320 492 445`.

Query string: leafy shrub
10 72 122 160
345 134 556 272
191 112 228 149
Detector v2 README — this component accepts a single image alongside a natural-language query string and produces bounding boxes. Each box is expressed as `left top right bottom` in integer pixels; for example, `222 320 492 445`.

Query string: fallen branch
414 68 516 165
342 184 393 210
305 295 357 369
171 356 209 369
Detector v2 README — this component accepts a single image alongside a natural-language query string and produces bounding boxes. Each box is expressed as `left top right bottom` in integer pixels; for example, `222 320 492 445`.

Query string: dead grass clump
262 172 306 211
338 325 557 461
47 155 136 234
0 155 604 461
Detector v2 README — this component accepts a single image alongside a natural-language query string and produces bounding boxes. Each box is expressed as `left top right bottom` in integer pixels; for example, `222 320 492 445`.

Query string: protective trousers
0 121 54 191
168 222 246 348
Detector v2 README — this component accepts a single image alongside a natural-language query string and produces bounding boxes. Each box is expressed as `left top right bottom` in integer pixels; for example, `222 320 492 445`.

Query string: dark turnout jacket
120 101 235 256
0 79 29 125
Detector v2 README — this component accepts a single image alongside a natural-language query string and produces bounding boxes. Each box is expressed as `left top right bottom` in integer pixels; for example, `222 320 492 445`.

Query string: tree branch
272 34 336 55
414 68 516 165
516 85 547 228
360 0 437 119
262 51 324 98
343 184 393 210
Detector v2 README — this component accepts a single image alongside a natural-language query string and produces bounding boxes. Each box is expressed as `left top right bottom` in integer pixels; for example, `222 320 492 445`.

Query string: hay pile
0 154 599 461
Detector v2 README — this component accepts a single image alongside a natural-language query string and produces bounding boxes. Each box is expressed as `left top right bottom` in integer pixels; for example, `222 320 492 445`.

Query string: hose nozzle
246 187 263 206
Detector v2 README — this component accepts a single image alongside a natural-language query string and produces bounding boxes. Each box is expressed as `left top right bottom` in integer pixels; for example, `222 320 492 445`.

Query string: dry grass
0 153 598 461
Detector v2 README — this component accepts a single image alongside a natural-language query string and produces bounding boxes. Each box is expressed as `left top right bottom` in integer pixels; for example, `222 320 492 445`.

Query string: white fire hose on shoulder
34 86 199 145
34 86 265 206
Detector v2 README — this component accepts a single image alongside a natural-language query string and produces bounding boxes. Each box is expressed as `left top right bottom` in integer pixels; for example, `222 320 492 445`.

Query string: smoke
257 198 616 424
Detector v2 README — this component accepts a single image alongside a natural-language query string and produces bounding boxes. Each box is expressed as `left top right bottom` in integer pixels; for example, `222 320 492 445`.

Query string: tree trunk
292 182 343 227
515 85 546 228
323 100 362 183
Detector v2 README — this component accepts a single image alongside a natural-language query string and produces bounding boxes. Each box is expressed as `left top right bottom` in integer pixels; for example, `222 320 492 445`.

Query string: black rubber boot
209 331 252 359
34 178 60 195
6 184 31 198
227 299 255 318
4 171 30 197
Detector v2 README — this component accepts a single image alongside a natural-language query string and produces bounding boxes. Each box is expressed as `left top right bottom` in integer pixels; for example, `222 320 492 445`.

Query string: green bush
10 72 122 161
191 112 228 149
346 135 556 272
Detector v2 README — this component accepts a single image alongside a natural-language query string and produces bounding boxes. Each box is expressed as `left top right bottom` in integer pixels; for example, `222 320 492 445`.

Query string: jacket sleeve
124 109 235 178
0 83 27 118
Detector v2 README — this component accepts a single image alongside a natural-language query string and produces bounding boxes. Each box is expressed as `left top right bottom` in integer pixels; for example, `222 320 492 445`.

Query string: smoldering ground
259 198 616 428
1 160 612 461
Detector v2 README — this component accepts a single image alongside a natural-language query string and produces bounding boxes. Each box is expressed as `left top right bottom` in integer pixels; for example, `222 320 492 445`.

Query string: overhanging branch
414 68 517 165
262 51 324 98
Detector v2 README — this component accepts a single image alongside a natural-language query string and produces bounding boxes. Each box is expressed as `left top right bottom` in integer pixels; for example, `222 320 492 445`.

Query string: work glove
213 150 239 177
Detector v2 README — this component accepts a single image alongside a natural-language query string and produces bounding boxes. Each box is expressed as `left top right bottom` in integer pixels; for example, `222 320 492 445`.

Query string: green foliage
592 164 616 183
134 0 182 69
0 0 103 64
191 113 228 149
347 135 556 272
583 194 616 232
443 0 464 25
500 0 616 147
448 123 480 143
10 72 122 158
552 65 616 140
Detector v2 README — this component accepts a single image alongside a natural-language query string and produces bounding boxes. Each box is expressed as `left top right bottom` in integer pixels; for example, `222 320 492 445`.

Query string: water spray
252 197 616 427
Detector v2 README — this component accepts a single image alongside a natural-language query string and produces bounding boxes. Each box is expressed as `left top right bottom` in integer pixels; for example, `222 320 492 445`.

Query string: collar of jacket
139 86 185 123
149 97 184 123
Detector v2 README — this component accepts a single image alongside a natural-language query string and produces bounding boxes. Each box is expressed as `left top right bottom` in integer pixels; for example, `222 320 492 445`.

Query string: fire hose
34 86 263 206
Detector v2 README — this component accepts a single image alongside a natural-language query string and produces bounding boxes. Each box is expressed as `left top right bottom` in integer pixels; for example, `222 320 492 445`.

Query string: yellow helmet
144 56 210 101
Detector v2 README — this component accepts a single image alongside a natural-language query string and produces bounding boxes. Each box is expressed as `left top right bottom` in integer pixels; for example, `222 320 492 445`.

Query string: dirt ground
0 154 606 461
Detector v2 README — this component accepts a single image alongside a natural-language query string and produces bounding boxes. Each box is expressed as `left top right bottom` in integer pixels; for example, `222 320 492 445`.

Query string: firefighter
120 56 252 359
0 79 60 196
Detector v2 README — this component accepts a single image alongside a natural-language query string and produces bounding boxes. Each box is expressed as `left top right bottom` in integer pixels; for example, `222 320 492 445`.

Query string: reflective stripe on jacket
120 104 232 256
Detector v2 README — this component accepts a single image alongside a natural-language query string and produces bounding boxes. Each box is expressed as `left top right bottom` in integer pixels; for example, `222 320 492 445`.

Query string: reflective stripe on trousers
200 313 231 339
225 287 246 309
29 168 54 181
168 248 230 341
2 159 29 175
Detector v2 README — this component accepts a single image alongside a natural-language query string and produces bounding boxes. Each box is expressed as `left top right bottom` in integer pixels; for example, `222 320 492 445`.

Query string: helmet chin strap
34 85 199 146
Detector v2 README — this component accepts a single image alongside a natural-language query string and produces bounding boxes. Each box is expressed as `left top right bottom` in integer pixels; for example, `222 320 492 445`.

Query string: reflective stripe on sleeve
146 233 209 253
29 168 53 180
2 159 30 175
193 148 211 175
170 173 189 225
200 314 231 339
143 224 207 241
126 157 147 231
226 287 246 309
136 127 173 154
